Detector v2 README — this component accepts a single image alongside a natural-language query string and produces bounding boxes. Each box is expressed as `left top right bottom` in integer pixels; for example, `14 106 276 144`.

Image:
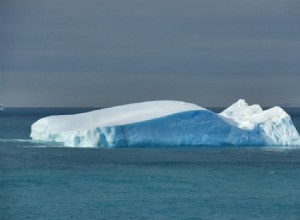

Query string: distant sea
1 108 300 220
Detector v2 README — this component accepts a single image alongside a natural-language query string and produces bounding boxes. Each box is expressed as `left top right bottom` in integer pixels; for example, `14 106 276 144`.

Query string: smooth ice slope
30 100 300 147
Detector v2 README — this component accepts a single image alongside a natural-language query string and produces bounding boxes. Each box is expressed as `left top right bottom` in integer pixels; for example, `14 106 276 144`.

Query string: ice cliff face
30 100 300 147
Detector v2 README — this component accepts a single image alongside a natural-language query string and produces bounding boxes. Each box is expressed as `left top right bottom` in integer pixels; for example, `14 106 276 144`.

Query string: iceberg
30 100 300 147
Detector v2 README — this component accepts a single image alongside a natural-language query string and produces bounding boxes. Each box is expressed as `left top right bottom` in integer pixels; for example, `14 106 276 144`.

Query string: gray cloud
1 0 300 107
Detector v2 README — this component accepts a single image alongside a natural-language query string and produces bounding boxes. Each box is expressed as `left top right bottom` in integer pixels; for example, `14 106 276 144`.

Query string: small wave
0 138 40 143
263 146 300 152
0 138 60 147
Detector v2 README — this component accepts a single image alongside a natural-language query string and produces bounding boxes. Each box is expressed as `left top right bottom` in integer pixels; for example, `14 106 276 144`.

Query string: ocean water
1 108 300 220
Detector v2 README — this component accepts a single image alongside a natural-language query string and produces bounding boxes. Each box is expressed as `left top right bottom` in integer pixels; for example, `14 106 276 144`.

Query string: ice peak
220 100 264 129
234 99 248 106
226 99 254 110
221 99 262 116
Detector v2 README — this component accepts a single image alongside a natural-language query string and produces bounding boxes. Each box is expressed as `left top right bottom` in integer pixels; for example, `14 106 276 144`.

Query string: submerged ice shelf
30 100 300 147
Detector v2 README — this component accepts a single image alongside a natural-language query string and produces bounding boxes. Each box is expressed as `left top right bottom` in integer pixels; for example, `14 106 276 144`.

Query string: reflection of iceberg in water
30 100 300 148
0 104 4 110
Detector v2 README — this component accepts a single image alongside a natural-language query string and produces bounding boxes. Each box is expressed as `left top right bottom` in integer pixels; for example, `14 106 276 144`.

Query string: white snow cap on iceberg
32 100 204 132
30 100 300 147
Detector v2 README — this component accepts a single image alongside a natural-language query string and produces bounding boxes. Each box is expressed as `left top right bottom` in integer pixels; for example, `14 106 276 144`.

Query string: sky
1 0 300 107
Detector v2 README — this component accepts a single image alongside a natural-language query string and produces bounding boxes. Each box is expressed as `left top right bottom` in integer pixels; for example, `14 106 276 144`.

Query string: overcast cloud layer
1 0 300 107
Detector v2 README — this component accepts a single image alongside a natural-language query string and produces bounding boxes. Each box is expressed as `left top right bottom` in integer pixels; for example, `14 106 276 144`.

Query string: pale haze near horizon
1 0 300 107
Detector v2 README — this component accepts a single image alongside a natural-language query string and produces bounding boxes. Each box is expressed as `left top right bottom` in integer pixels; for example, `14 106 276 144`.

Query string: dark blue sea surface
1 108 300 219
